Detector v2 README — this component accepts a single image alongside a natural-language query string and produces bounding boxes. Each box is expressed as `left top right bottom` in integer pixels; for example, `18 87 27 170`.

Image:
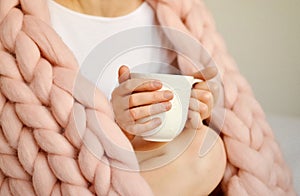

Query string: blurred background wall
205 0 300 117
204 0 300 192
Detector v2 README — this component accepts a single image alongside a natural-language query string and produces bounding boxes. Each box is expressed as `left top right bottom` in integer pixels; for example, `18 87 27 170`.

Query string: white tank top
47 0 176 98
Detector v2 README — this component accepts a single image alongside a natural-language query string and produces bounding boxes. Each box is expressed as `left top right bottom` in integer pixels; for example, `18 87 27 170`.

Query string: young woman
48 0 226 195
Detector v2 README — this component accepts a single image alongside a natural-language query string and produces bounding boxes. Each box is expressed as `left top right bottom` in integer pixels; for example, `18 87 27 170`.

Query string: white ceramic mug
130 73 202 142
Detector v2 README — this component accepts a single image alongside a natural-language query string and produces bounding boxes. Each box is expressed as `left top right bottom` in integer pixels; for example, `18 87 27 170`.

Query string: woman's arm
137 126 226 196
111 65 226 195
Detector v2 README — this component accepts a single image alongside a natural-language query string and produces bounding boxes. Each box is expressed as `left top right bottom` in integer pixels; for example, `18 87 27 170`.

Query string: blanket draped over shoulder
0 0 295 195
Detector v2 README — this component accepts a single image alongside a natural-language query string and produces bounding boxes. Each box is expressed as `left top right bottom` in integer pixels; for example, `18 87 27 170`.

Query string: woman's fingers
113 89 173 110
129 90 173 107
118 65 130 83
114 65 174 140
186 67 218 130
189 98 209 120
194 81 209 91
191 88 213 109
118 65 164 94
133 80 162 92
194 81 219 105
186 110 203 130
114 79 162 96
191 89 213 119
129 101 171 120
115 102 168 136
192 66 218 81
125 117 162 135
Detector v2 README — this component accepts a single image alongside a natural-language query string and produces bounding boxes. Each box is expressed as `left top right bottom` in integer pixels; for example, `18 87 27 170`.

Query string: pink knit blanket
0 0 296 195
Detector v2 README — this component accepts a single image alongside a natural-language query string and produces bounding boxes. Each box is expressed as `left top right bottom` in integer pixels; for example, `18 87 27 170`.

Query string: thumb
118 65 131 83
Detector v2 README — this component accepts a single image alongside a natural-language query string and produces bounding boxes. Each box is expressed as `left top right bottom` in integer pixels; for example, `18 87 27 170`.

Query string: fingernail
163 102 172 110
153 80 162 88
164 91 173 99
153 118 162 126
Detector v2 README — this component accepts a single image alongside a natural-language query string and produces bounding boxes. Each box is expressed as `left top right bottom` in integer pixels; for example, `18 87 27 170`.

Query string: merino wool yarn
0 0 296 195
146 0 296 194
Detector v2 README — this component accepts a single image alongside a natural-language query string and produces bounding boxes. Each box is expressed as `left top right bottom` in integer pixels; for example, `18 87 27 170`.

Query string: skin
54 0 144 17
139 127 226 196
54 0 227 195
112 65 217 141
112 66 226 195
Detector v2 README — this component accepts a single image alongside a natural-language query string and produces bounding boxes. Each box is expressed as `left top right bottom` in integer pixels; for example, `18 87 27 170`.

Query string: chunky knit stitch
146 0 295 195
0 0 152 195
0 0 295 195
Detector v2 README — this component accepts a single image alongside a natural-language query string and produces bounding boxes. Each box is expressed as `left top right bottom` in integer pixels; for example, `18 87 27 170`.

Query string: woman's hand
186 67 218 130
111 65 173 140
